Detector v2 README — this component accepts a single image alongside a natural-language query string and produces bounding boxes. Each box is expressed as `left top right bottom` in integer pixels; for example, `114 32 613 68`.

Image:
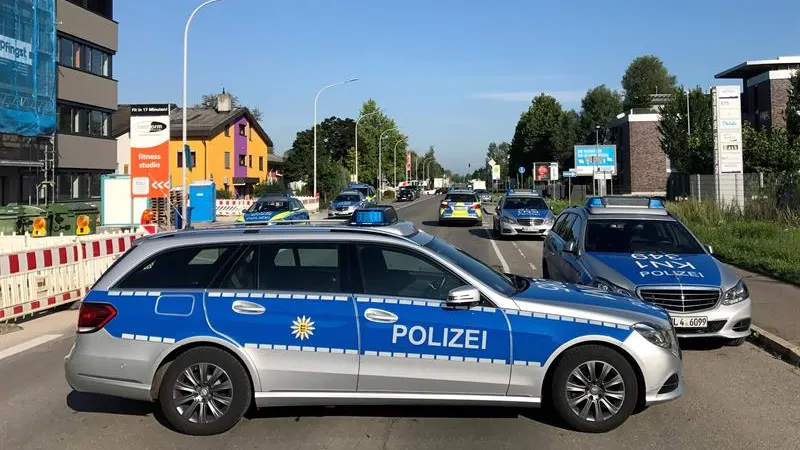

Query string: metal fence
667 173 800 210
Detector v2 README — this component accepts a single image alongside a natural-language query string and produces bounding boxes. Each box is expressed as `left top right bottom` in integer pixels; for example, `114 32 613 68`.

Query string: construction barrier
0 230 145 322
216 196 319 216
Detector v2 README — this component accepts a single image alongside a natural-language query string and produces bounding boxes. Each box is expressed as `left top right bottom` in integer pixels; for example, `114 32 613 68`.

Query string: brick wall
628 121 667 194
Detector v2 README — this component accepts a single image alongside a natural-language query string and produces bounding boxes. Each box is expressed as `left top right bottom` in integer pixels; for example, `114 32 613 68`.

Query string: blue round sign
518 166 525 174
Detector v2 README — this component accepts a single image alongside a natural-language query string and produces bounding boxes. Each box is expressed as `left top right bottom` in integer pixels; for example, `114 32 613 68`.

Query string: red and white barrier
216 196 319 216
0 230 145 322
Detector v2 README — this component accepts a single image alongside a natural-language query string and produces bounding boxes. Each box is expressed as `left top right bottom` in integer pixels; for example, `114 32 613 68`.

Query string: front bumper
623 329 684 407
498 220 552 236
328 208 355 217
668 298 752 339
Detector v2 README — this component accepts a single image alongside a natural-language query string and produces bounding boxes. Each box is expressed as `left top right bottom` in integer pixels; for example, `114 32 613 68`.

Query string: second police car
66 205 682 436
347 183 377 204
236 194 310 224
492 189 555 238
328 190 367 218
439 189 483 225
542 196 752 345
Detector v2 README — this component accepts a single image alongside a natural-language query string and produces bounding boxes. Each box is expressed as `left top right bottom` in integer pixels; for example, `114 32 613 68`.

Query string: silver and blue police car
236 194 310 223
328 190 367 218
542 196 752 345
65 206 682 436
492 189 555 238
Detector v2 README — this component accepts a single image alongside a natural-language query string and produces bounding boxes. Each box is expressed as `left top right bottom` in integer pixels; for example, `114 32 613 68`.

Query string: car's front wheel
159 347 252 436
551 345 638 433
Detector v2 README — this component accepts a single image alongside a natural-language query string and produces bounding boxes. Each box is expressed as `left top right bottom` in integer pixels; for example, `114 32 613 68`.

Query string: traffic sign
488 158 496 167
130 104 171 198
518 166 525 174
491 164 501 180
563 170 577 178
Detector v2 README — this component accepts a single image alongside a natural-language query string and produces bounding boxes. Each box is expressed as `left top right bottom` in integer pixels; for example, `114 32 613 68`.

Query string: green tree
621 55 678 110
657 87 714 173
743 122 800 172
786 69 800 142
353 99 406 187
579 85 623 144
556 109 580 167
509 94 566 174
486 141 510 180
196 91 264 123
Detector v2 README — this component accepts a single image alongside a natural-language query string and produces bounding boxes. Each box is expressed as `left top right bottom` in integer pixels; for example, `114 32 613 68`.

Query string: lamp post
685 89 691 135
392 137 407 189
378 127 397 201
313 78 358 198
354 110 379 183
182 0 225 229
423 158 434 189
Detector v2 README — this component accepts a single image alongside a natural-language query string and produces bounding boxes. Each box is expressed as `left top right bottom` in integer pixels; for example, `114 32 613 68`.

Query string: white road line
529 262 537 272
517 248 526 258
486 229 510 273
0 334 63 362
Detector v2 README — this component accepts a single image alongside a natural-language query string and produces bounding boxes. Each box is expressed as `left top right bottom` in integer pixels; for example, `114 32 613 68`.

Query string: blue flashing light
530 189 538 195
587 197 605 207
507 188 515 195
649 198 665 208
348 205 399 226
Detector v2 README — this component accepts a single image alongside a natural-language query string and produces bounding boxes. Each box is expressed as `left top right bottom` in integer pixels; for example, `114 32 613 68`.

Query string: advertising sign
405 152 411 172
712 86 743 174
533 162 551 181
574 145 617 176
491 164 500 180
549 162 559 181
0 0 57 136
130 104 171 198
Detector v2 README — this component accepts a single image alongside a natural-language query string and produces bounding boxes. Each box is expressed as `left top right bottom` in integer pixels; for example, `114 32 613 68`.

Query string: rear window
445 194 477 203
115 245 239 289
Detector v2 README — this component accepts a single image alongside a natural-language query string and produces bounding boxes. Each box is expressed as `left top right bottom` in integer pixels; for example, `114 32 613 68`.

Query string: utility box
48 202 100 236
188 181 216 223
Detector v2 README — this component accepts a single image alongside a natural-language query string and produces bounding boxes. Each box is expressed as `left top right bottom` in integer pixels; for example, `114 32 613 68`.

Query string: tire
727 337 746 347
159 347 252 436
551 345 638 433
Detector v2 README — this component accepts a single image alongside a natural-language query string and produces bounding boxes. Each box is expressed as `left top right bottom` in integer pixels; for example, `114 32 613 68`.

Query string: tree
743 122 800 173
509 94 567 175
486 141 510 181
556 109 580 167
196 91 264 123
658 87 714 173
786 69 800 142
579 85 623 144
353 99 407 187
622 55 678 110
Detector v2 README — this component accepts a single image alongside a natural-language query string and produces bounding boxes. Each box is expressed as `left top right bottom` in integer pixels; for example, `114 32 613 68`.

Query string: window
249 127 252 141
57 103 111 137
570 215 583 243
423 237 518 296
259 156 264 171
67 0 113 20
224 126 230 137
357 245 462 301
56 34 113 78
219 248 257 290
559 214 577 242
259 244 342 293
248 155 252 168
238 124 246 136
117 245 238 289
59 38 73 66
177 151 197 168
224 152 231 169
239 155 246 167
584 219 704 254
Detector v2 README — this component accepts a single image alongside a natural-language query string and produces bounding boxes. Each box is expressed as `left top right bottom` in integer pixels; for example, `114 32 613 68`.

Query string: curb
749 325 800 366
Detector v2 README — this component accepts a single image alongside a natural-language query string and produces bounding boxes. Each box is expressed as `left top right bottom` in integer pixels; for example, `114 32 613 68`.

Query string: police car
347 183 377 204
439 189 483 225
541 196 752 345
328 190 367 218
65 205 682 436
236 194 310 223
492 189 555 238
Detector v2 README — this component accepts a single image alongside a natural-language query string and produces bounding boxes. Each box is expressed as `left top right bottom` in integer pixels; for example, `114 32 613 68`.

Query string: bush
253 182 285 197
382 190 395 201
216 189 232 200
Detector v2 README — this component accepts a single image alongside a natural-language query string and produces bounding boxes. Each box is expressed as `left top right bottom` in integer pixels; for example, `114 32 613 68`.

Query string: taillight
471 204 481 210
77 303 117 333
440 202 449 208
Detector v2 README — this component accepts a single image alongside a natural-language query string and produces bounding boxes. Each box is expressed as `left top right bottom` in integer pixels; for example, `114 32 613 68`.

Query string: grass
668 200 800 285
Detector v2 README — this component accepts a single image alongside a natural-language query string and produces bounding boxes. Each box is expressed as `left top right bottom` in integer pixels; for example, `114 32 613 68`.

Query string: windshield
334 194 361 203
445 194 477 203
247 201 288 213
353 187 370 197
585 218 705 254
424 237 517 295
504 197 548 210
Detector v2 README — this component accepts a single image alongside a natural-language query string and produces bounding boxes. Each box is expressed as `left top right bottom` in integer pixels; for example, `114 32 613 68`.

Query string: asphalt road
1 195 799 450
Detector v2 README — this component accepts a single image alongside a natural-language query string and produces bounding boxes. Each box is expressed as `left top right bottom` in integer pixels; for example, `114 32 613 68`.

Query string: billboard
534 162 559 181
574 145 617 176
130 104 171 198
0 0 57 136
712 86 743 174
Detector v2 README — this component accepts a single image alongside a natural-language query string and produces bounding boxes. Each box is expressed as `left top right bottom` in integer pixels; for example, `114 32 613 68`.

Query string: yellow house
114 93 274 197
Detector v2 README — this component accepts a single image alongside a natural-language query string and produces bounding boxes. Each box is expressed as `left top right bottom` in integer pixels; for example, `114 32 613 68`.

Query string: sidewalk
731 266 800 349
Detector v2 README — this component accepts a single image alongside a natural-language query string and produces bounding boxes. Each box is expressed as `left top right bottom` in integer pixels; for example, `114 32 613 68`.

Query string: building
113 92 274 197
716 55 800 129
54 0 117 201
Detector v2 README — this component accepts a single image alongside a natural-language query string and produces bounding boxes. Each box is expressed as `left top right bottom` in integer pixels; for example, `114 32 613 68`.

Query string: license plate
523 226 535 232
455 206 466 211
671 316 708 328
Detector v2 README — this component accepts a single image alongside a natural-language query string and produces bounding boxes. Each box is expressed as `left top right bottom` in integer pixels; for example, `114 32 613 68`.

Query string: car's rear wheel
159 347 252 436
551 345 638 433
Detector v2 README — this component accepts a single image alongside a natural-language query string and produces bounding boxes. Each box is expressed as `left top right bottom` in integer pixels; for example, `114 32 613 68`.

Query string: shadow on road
67 391 154 416
468 229 544 243
421 220 481 228
678 338 730 351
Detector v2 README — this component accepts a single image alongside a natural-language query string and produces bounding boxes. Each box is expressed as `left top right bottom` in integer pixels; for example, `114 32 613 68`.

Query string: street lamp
354 110 379 183
378 127 397 201
313 77 359 198
392 137 407 189
594 125 600 196
423 158 434 188
685 89 691 135
182 0 226 229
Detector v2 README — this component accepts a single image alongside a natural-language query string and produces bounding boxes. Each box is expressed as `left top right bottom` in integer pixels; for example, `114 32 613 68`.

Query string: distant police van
492 189 555 238
66 206 682 436
542 196 752 345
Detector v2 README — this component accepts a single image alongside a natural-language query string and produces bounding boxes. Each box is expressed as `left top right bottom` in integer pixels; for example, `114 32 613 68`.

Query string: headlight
593 278 634 297
722 279 749 305
501 216 517 224
543 215 555 224
632 322 674 349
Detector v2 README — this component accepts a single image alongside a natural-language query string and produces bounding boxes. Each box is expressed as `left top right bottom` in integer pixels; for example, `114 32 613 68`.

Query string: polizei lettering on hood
632 253 704 278
392 324 488 349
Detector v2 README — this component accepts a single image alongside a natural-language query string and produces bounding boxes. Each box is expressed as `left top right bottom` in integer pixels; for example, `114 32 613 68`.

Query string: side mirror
705 244 714 255
445 285 481 307
564 241 578 254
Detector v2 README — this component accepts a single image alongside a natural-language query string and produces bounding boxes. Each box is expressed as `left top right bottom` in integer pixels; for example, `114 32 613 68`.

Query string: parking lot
1 195 799 450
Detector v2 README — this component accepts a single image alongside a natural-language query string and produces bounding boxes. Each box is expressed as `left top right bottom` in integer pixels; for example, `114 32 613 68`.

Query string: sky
115 0 800 173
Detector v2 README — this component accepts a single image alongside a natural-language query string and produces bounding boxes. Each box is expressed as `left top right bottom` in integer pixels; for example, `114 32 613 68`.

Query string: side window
219 247 257 289
570 215 584 244
560 214 577 242
356 244 463 301
259 244 341 293
551 214 568 238
116 245 238 289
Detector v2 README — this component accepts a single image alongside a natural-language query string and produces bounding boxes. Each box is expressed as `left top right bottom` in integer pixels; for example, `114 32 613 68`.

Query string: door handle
232 300 265 315
364 308 398 324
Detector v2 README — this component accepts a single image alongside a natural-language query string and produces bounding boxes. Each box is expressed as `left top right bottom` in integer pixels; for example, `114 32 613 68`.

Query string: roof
715 56 800 79
112 104 274 148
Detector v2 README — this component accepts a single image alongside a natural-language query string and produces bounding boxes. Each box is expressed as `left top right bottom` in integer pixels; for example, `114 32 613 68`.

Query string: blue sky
116 0 800 172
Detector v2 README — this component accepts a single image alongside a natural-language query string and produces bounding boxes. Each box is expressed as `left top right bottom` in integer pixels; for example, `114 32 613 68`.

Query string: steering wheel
424 275 448 298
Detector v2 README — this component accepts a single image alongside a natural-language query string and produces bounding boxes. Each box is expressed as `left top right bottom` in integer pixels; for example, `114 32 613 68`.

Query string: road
1 195 799 450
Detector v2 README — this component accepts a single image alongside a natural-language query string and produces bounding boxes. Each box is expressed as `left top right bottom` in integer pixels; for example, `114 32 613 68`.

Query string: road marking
517 248 526 258
486 229 510 273
529 262 537 272
0 334 63 361
394 195 439 210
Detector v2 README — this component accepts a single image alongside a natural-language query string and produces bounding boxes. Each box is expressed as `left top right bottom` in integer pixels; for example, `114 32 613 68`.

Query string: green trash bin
0 206 19 235
48 202 100 236
15 205 51 237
